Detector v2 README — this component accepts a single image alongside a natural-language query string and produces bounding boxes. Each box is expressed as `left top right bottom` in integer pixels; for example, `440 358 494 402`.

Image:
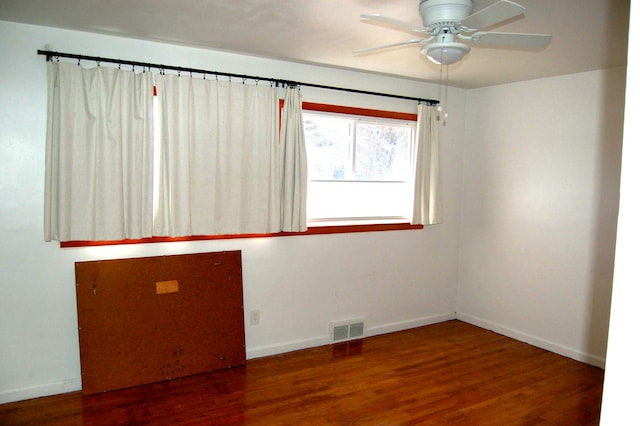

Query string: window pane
303 114 351 180
354 122 411 181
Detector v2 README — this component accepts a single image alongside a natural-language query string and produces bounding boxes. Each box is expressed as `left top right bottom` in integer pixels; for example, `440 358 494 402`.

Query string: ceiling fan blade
353 39 427 55
471 32 552 48
360 13 431 35
461 0 525 31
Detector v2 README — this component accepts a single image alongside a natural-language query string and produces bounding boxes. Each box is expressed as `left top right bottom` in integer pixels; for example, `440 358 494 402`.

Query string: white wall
0 21 464 403
458 68 626 367
600 1 639 422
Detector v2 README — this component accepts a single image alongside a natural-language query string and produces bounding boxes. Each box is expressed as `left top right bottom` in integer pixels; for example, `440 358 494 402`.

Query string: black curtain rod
37 50 438 105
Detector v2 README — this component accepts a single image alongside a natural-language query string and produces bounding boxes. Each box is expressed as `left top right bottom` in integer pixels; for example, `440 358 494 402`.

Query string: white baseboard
0 377 81 405
14 312 601 403
456 312 606 369
246 312 456 360
366 312 457 337
246 335 331 359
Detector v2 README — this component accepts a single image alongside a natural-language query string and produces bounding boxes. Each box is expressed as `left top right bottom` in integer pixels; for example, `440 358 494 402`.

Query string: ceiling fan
354 0 552 65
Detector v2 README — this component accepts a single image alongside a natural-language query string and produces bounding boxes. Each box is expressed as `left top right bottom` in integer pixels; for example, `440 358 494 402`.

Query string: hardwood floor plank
0 320 604 425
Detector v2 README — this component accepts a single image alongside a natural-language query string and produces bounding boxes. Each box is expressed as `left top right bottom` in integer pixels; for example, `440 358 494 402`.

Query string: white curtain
153 74 280 236
279 87 308 232
412 104 442 225
44 61 154 241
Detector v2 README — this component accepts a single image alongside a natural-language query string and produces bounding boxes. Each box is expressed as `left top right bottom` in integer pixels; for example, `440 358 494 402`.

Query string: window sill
59 222 423 247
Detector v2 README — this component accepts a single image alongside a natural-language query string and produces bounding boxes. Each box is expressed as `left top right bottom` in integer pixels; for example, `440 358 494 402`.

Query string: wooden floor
0 320 604 425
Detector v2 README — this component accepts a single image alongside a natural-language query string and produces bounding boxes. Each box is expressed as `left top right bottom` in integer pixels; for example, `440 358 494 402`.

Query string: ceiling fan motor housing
419 0 473 28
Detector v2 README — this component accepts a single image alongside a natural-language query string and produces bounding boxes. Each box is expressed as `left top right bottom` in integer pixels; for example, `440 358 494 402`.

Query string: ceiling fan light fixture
422 42 470 65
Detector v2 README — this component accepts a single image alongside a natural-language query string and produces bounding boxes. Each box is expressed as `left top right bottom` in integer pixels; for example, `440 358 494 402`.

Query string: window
60 100 422 247
302 103 417 225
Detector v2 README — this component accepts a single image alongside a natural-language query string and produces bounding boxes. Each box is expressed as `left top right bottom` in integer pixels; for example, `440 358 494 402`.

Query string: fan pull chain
437 56 449 126
443 64 449 126
438 60 442 119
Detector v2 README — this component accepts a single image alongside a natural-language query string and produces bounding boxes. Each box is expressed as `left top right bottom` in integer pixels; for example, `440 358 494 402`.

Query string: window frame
301 102 418 226
60 101 422 247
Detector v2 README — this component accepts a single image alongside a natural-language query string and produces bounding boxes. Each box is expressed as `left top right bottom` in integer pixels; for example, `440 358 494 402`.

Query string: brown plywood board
75 251 246 395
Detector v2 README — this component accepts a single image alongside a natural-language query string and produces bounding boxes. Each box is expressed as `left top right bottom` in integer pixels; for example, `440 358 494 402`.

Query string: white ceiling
0 0 630 89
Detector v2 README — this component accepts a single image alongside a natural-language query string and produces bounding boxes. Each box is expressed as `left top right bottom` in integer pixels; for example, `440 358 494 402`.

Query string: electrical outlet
250 310 260 326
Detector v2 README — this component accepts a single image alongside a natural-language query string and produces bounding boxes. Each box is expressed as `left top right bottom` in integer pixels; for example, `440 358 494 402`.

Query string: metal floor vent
330 319 365 342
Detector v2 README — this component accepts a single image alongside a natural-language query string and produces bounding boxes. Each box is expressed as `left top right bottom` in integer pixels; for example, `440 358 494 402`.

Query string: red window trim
279 100 418 122
60 223 423 247
61 102 420 248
